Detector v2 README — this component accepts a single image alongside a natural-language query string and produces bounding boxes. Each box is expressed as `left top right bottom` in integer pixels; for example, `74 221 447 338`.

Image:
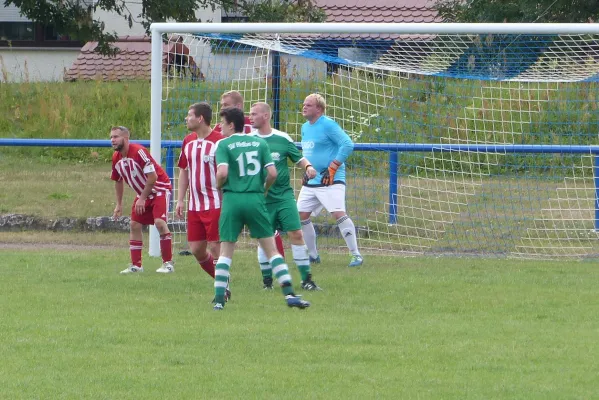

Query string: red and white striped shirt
178 130 224 211
111 143 171 198
212 116 253 135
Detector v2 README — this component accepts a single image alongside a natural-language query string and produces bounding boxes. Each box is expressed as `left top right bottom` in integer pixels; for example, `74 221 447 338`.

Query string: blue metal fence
2 138 599 229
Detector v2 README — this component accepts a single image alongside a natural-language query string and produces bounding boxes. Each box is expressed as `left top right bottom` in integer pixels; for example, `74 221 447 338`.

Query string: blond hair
251 102 271 115
306 93 326 111
221 90 244 107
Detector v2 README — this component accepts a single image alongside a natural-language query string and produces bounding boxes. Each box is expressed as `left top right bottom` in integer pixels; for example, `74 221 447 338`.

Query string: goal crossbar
150 22 599 35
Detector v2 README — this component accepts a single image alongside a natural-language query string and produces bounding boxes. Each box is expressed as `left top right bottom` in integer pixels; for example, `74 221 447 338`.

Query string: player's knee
130 221 143 233
331 211 347 220
193 249 209 261
258 237 279 259
287 229 304 244
154 219 170 234
299 212 311 221
207 242 220 258
189 241 208 257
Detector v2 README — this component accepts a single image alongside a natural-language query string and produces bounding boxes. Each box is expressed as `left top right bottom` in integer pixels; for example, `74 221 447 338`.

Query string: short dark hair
189 102 212 126
219 107 245 133
111 126 130 137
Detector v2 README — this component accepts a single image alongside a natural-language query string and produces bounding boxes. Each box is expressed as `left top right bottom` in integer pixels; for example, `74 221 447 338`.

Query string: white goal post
149 22 599 259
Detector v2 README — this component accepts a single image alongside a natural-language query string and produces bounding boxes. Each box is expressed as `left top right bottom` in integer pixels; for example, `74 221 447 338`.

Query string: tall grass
2 70 598 175
0 80 151 161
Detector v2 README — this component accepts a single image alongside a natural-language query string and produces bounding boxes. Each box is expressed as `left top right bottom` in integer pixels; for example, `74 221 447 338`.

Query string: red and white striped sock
160 234 173 263
199 254 215 278
129 240 143 267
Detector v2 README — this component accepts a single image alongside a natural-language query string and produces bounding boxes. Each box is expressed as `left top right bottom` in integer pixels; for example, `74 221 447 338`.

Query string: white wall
0 49 79 82
94 2 221 37
179 36 328 83
0 4 29 22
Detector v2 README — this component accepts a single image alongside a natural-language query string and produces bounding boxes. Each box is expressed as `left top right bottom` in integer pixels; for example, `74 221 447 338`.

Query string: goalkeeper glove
320 160 342 186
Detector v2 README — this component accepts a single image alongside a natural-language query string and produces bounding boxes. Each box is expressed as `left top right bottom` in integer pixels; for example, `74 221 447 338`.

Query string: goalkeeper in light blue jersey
297 93 363 267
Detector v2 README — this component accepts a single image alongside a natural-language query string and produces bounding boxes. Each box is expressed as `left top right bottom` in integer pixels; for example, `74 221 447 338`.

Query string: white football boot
156 261 175 274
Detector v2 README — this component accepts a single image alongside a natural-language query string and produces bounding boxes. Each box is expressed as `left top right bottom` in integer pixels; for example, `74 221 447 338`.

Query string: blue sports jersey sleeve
301 116 354 186
323 118 354 164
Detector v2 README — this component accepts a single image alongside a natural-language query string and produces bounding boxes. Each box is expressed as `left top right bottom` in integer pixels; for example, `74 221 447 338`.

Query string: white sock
291 244 310 267
337 215 360 256
257 245 271 271
301 219 318 258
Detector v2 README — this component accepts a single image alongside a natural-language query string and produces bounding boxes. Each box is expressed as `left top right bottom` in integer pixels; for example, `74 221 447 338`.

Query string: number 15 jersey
215 133 274 194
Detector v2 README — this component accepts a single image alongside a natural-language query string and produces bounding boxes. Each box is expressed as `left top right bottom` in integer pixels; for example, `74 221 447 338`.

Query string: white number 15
236 150 260 177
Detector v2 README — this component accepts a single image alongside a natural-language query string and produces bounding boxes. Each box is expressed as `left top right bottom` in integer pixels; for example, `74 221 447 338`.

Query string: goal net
152 23 599 260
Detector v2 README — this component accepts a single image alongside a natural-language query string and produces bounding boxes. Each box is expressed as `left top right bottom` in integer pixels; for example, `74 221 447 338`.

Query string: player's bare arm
297 158 317 180
135 171 157 215
216 164 229 189
113 180 124 219
176 168 189 219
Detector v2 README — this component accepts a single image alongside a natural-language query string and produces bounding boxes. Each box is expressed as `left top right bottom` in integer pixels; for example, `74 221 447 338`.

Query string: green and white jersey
251 129 305 203
215 133 274 194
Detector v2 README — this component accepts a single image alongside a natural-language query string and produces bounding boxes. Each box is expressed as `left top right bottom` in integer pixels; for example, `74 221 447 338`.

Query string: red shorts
130 192 170 225
187 208 221 242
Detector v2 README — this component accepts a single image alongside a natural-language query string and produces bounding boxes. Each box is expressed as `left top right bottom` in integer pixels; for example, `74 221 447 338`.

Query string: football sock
159 233 173 262
337 216 361 256
270 255 294 296
300 219 318 258
291 244 310 281
214 257 231 305
199 253 215 278
129 240 143 267
257 245 272 280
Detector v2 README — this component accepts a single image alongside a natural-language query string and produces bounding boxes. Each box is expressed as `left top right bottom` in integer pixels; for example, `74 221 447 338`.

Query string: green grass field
2 247 598 399
2 67 599 398
0 153 118 217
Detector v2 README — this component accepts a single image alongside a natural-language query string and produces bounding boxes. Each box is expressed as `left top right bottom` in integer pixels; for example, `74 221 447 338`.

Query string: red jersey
212 116 253 135
111 143 171 198
178 130 224 211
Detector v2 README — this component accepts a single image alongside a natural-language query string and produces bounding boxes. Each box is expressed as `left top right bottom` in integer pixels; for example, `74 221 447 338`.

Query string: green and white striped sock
270 255 294 296
257 245 272 280
214 256 231 304
292 244 310 281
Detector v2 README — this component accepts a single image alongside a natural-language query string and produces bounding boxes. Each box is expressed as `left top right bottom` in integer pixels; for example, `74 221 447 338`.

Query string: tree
240 0 326 23
5 0 326 55
434 0 599 23
5 0 229 55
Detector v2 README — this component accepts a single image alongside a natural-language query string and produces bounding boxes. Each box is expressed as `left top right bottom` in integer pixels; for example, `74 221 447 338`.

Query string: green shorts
219 192 274 242
267 197 302 233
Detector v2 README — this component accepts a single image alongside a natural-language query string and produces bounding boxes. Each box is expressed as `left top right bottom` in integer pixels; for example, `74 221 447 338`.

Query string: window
0 22 82 47
0 21 34 41
44 25 74 41
221 3 248 24
221 16 248 23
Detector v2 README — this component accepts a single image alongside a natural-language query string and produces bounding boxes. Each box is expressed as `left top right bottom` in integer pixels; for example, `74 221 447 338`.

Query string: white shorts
297 184 346 215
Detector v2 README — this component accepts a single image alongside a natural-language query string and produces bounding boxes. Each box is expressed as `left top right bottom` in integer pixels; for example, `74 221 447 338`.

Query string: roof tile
65 35 179 81
317 0 441 23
